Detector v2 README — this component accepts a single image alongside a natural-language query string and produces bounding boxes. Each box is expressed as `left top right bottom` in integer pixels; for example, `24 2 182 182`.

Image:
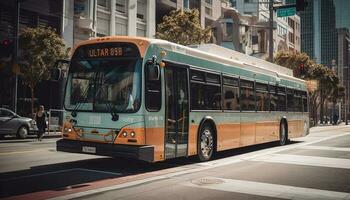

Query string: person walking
35 105 47 141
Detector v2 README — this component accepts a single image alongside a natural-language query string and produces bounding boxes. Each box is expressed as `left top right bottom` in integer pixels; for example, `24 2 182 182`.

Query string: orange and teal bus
57 36 309 162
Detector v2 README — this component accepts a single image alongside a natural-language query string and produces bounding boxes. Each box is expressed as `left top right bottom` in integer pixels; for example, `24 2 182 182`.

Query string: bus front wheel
279 121 288 146
197 124 214 162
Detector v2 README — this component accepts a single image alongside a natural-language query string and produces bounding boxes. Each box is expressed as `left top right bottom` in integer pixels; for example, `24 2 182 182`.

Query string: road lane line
185 177 350 200
0 168 121 182
250 154 350 169
0 149 47 156
48 132 350 200
297 145 350 152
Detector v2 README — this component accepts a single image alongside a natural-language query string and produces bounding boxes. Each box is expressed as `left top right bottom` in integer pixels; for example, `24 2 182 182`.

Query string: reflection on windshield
65 58 141 113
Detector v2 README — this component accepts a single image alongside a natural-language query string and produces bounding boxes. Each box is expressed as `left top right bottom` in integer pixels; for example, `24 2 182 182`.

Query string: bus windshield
64 58 142 113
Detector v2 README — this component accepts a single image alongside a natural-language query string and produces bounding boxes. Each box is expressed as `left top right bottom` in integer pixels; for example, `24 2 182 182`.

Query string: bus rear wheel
279 121 288 146
198 124 214 162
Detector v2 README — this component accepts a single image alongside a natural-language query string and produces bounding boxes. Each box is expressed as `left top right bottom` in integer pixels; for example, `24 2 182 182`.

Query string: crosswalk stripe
185 177 350 200
249 154 350 169
297 145 350 152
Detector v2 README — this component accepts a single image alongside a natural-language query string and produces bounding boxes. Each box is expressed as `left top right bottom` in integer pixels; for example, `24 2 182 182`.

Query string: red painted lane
2 167 184 200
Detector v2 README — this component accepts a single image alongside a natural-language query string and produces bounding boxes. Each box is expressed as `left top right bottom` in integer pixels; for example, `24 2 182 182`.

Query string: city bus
56 36 309 162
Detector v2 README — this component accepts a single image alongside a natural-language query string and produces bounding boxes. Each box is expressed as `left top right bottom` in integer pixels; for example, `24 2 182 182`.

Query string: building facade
226 0 301 58
300 0 337 67
69 0 229 47
0 0 64 113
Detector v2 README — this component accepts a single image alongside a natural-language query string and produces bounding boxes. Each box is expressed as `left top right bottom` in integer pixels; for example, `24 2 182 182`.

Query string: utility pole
346 68 349 125
269 0 274 63
13 0 20 113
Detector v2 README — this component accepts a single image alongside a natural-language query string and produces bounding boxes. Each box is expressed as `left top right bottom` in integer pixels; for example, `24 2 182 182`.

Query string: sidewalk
310 122 349 132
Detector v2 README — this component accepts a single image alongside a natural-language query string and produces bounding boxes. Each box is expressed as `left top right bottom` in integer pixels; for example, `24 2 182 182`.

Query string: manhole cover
191 178 224 186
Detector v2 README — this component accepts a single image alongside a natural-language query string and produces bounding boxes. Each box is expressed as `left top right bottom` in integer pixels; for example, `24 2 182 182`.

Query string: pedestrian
35 105 47 141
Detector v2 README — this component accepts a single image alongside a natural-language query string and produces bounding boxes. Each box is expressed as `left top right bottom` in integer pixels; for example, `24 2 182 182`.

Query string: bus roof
76 36 305 86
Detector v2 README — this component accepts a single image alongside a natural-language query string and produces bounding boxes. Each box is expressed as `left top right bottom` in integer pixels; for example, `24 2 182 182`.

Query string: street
0 125 350 200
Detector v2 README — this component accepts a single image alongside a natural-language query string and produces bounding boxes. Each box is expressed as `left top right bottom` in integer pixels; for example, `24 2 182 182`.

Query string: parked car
0 108 38 139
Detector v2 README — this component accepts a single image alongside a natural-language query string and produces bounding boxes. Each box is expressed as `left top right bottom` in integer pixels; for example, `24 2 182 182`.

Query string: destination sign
87 47 123 58
73 42 140 60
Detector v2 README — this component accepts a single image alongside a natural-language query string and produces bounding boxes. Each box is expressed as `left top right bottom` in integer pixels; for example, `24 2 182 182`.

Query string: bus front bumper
56 139 154 162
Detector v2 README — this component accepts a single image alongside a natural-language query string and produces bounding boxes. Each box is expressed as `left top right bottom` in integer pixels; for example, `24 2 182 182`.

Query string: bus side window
240 80 255 111
256 82 269 112
145 62 161 111
277 86 286 111
223 76 240 111
269 85 277 111
286 88 294 112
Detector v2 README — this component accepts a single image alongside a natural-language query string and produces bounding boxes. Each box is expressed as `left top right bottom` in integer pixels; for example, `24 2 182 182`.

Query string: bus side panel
288 119 304 139
187 124 199 156
217 123 241 151
255 121 279 143
145 127 165 161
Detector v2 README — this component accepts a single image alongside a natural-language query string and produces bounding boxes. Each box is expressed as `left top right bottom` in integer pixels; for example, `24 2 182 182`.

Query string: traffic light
296 0 308 11
299 63 306 75
0 39 13 59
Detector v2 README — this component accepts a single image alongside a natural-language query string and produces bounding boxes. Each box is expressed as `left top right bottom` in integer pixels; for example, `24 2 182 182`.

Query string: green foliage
274 51 313 78
19 27 69 114
155 9 211 45
274 51 344 125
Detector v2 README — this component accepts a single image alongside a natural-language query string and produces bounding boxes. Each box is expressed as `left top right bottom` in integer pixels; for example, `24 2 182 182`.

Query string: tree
274 52 343 126
155 9 211 45
19 27 69 115
274 51 313 79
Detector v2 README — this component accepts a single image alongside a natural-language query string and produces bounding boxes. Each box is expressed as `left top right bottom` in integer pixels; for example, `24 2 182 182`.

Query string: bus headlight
122 131 128 137
130 131 136 137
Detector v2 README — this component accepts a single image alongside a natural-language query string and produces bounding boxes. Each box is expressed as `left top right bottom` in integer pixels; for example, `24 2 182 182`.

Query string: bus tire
279 120 288 146
197 123 215 162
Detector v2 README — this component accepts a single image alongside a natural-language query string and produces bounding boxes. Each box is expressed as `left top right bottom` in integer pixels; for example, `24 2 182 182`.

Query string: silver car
0 108 38 139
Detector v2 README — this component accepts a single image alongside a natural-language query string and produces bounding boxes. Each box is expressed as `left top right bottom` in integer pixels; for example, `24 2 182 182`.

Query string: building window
183 0 189 9
137 22 146 37
205 7 212 16
205 0 212 4
137 0 147 21
97 0 109 7
223 22 233 41
116 0 127 14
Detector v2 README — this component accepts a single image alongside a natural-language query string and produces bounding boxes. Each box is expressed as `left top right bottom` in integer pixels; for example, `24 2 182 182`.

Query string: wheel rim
19 127 28 138
280 123 286 143
200 129 213 159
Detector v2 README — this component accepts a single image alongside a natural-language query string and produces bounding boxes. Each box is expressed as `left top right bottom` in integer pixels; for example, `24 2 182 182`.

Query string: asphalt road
0 125 350 200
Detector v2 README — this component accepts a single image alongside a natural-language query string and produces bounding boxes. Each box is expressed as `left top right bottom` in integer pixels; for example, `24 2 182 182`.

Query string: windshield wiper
96 76 119 121
71 74 95 117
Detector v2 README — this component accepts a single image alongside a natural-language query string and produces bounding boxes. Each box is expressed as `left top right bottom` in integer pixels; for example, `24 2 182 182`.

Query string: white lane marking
297 145 350 152
0 149 46 155
185 177 350 200
49 132 350 200
250 154 350 169
0 168 121 182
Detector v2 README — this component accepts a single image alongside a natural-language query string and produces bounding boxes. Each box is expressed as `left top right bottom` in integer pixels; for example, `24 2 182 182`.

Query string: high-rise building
334 0 350 30
337 28 349 83
300 0 337 67
226 0 301 57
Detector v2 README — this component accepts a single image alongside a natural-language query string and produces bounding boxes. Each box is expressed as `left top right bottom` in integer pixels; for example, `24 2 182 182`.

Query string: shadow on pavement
0 140 301 198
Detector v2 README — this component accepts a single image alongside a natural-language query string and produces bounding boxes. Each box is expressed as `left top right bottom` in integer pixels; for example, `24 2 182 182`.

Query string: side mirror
146 62 160 81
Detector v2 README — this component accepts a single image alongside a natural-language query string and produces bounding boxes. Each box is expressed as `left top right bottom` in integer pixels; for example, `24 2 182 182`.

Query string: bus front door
165 66 189 159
